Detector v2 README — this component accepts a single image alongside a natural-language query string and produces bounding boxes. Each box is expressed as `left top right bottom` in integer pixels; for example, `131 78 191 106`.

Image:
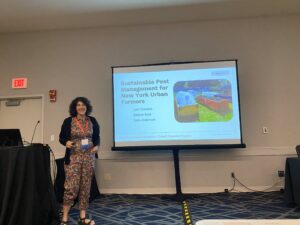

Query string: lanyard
74 117 89 135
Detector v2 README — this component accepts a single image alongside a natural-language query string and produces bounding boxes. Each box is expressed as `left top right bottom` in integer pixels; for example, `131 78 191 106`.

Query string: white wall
0 14 299 193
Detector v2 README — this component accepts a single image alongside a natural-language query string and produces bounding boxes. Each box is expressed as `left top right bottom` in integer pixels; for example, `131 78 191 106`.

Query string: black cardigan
59 116 100 164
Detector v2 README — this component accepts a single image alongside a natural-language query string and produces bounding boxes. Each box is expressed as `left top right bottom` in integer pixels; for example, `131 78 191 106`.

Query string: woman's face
76 101 87 116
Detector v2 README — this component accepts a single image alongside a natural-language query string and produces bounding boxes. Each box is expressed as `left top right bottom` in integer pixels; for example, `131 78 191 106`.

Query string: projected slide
113 60 243 148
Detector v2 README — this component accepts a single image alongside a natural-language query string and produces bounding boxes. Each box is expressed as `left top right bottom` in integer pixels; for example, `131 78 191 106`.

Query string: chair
296 145 300 157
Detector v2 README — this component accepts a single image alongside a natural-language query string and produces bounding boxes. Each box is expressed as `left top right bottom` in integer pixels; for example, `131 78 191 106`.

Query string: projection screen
112 60 245 150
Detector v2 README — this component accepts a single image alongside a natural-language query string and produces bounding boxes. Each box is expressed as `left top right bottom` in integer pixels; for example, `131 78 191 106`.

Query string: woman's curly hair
69 97 93 117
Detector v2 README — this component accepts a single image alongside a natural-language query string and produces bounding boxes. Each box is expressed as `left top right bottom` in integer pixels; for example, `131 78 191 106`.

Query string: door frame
0 94 44 143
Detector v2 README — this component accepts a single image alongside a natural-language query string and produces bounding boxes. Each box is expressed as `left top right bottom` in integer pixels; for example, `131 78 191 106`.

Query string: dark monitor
0 129 23 147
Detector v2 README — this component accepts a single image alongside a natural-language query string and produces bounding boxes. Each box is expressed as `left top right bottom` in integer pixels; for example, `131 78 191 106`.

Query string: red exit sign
12 78 28 89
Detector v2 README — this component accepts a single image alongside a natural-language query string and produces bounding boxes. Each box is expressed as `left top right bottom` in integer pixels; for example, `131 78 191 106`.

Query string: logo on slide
174 79 233 122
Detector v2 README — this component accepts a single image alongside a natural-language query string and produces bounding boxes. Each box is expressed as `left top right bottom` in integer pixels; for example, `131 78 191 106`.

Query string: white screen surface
113 60 243 149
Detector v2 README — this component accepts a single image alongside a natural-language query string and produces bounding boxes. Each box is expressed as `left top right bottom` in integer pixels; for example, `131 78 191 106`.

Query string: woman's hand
66 141 74 148
90 146 98 154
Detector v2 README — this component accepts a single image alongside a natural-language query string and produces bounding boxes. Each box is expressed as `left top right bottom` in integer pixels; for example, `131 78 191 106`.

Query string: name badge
81 139 89 150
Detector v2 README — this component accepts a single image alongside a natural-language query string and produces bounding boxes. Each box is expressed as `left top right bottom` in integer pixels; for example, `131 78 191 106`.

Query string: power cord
46 144 57 184
228 175 236 192
227 173 282 193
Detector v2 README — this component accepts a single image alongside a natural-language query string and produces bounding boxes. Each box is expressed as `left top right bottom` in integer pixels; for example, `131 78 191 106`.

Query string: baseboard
99 185 284 195
100 187 176 195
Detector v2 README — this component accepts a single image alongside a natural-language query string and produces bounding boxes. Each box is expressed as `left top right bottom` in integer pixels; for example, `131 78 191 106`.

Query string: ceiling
1 0 300 33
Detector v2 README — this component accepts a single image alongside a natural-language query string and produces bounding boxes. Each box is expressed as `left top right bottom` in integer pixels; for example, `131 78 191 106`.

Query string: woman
59 97 100 225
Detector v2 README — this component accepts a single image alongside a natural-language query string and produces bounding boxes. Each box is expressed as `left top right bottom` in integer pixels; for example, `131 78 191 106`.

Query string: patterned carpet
188 192 300 222
64 192 300 225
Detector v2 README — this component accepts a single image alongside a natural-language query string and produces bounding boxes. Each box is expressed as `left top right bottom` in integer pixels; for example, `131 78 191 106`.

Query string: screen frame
112 59 245 151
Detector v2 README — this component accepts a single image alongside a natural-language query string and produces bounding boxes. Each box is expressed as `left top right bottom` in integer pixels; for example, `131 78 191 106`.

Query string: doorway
0 95 43 145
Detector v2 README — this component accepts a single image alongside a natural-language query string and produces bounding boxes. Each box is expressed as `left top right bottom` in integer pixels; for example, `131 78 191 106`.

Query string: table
284 157 300 206
0 144 59 225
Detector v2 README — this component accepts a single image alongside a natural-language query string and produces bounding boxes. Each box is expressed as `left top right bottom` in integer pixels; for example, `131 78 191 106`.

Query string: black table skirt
54 158 100 204
284 157 300 205
0 144 59 225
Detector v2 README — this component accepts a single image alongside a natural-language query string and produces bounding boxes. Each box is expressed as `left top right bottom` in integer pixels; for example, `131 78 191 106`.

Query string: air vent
6 99 21 106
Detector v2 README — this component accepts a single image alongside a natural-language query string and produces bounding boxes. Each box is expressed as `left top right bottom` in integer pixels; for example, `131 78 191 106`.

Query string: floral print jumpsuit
63 117 95 210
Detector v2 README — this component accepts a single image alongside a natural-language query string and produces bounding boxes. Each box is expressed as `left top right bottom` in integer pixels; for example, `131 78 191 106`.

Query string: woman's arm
91 117 100 146
90 117 100 155
59 117 74 148
59 118 69 146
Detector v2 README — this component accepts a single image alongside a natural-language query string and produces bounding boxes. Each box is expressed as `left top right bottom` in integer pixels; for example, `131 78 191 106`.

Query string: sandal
78 217 95 225
60 221 68 225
